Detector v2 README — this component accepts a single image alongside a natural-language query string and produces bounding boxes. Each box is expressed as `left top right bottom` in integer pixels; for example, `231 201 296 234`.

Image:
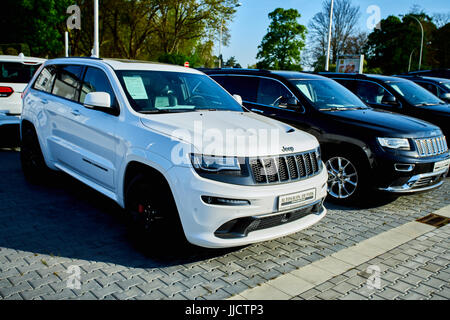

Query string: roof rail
58 56 103 60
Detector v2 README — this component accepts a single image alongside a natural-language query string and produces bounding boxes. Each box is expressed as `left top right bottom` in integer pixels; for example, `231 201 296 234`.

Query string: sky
220 0 450 68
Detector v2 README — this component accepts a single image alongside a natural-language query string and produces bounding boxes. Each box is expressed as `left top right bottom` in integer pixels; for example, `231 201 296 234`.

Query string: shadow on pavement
324 193 400 211
0 150 238 269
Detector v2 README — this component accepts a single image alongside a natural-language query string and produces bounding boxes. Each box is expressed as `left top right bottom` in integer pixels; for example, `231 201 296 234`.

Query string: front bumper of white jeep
166 164 328 248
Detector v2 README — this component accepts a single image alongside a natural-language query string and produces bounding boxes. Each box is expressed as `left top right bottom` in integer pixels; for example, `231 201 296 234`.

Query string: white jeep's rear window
0 62 41 83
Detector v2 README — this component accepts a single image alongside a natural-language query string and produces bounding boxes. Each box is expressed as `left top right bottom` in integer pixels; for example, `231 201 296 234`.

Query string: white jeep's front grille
249 149 321 184
414 136 448 157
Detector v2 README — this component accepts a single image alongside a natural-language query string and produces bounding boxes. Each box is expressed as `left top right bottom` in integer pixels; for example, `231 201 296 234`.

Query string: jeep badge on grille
282 146 294 153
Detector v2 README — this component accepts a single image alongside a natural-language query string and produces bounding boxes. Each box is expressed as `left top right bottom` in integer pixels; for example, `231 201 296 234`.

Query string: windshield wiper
195 108 219 111
139 109 193 114
415 102 439 107
347 106 369 110
320 106 349 111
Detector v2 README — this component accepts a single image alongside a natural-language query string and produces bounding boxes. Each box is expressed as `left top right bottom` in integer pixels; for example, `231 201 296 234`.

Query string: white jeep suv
21 57 328 248
0 54 45 146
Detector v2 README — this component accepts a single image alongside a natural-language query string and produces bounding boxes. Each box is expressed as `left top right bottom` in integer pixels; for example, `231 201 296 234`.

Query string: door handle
71 109 81 116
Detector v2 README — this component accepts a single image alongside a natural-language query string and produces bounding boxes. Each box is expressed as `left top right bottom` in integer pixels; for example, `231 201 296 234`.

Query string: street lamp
408 48 416 72
219 2 242 68
93 0 99 57
408 15 424 71
325 0 334 71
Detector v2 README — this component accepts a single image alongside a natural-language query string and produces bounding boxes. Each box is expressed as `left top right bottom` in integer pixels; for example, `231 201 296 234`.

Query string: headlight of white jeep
377 137 411 150
190 154 241 173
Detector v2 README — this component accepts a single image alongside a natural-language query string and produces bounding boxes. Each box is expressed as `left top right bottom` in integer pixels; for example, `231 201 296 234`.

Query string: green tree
364 13 439 74
430 23 450 68
224 56 241 68
256 8 307 70
0 0 72 57
0 0 239 65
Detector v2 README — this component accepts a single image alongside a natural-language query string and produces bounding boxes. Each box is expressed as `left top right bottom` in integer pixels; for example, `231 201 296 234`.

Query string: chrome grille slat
286 156 298 180
250 150 321 184
414 136 448 157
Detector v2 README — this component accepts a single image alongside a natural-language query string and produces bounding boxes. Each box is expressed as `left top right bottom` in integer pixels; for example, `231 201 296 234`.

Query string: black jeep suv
319 73 450 139
394 75 450 103
202 69 450 205
401 69 450 80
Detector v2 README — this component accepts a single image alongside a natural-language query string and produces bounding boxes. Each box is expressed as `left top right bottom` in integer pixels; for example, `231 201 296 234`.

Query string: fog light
394 163 415 172
202 196 250 206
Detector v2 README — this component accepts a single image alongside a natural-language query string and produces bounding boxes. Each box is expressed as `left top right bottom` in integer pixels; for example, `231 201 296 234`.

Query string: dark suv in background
319 73 450 139
202 69 450 205
394 75 450 103
401 69 450 79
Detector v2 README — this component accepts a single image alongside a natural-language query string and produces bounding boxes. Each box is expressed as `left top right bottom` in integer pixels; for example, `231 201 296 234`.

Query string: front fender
116 147 176 207
319 133 375 166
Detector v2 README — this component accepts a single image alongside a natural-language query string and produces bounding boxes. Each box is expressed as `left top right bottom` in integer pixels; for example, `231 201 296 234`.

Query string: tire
323 151 369 205
125 174 186 245
20 125 51 183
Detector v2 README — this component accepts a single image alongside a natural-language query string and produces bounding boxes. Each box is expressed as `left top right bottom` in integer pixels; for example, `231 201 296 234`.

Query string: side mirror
439 92 450 101
279 96 303 111
84 92 111 109
381 95 398 105
233 94 243 105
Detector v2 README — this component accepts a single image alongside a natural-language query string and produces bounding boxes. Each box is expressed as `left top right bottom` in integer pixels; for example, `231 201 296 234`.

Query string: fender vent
416 214 449 228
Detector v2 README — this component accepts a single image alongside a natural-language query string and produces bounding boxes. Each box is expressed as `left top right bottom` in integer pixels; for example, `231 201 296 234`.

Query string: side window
80 67 118 109
356 81 392 105
213 75 259 102
33 65 57 93
257 78 294 106
416 82 438 96
52 65 84 101
333 79 356 92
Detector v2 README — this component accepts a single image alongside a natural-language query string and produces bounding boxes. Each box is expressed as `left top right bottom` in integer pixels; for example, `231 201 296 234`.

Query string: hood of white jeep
140 111 318 157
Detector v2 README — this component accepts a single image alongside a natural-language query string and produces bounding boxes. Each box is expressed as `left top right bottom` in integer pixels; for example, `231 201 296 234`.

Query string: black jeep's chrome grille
249 150 321 184
414 136 448 157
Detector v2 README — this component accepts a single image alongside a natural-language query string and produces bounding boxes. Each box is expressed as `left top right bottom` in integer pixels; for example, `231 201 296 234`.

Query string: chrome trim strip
379 180 444 193
378 168 448 193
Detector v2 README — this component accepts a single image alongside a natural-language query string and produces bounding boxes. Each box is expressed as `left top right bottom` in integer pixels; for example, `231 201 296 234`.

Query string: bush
158 53 199 67
0 43 31 56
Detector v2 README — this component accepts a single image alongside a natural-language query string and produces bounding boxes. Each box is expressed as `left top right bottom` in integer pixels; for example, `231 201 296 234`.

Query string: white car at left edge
0 53 45 147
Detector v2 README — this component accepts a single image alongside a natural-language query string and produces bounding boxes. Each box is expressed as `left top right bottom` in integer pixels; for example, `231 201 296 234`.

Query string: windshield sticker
123 76 148 100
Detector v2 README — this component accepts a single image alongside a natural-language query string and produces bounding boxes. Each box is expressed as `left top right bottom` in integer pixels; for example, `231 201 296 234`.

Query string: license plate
278 189 316 211
434 159 450 172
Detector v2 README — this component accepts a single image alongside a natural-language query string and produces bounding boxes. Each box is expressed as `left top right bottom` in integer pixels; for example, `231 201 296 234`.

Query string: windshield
387 80 445 106
115 70 243 113
290 79 368 110
0 62 42 83
442 82 450 91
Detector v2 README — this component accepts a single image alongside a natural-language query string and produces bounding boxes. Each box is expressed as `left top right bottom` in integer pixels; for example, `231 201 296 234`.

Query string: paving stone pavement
0 149 449 300
290 223 450 300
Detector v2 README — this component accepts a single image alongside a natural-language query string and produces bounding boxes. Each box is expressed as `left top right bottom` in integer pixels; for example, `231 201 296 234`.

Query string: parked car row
0 54 448 249
395 75 450 103
203 69 450 205
319 72 450 139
